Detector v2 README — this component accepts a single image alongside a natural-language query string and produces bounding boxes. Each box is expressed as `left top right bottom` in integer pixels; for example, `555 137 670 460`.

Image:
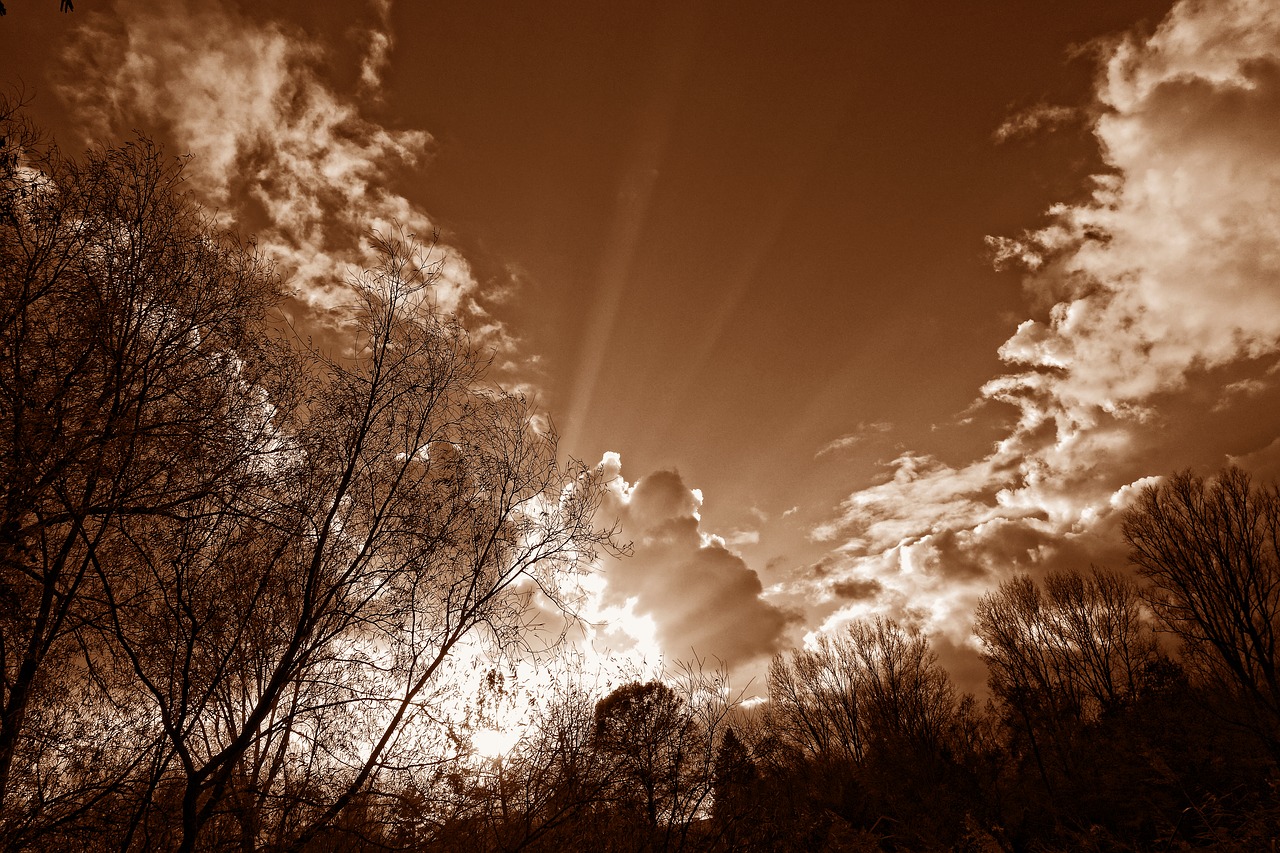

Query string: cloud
56 0 485 326
359 0 395 98
1230 436 1280 481
811 0 1280 666
811 451 1016 548
993 103 1080 143
815 421 893 458
1213 377 1269 411
594 453 792 670
830 577 881 601
725 529 760 547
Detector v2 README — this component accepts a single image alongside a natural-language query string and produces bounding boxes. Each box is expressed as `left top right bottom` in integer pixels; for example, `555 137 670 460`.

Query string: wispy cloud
815 421 893 458
812 0 1280 651
993 103 1079 143
57 0 485 327
1213 377 1270 411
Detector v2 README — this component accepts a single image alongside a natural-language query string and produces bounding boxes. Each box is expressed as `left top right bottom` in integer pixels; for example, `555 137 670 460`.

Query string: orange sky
6 0 1280 693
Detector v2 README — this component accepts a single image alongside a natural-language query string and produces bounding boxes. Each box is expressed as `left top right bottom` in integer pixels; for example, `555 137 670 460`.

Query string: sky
4 0 1280 696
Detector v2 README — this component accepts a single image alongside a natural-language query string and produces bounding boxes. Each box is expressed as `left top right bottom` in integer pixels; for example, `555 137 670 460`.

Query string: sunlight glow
472 726 521 758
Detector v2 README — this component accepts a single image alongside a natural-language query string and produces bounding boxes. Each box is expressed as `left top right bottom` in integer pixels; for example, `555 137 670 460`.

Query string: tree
766 631 865 765
974 568 1157 717
0 102 621 850
0 101 283 842
446 677 622 853
766 617 962 766
973 568 1159 797
590 665 735 853
593 680 689 848
91 235 618 852
1123 467 1280 753
764 618 977 849
708 727 755 851
844 618 959 759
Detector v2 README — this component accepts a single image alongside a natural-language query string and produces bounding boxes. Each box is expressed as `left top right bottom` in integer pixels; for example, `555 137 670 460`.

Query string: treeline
419 502 1280 853
5 106 1280 851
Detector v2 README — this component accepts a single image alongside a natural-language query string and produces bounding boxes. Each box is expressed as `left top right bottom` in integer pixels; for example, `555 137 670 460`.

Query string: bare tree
767 617 960 766
89 234 619 852
844 618 958 758
0 102 283 842
973 568 1159 798
2 100 621 849
1123 467 1280 752
763 618 975 850
454 678 620 852
975 569 1156 717
766 631 865 765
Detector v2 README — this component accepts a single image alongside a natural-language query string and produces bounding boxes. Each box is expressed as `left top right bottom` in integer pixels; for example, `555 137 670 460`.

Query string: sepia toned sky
6 0 1280 693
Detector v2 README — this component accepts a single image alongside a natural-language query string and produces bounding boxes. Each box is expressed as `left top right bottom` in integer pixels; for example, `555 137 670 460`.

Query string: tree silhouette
1124 467 1280 757
93 236 617 852
764 617 979 850
708 726 755 850
974 568 1159 781
593 680 690 846
0 103 620 850
767 617 961 766
457 681 620 852
1 105 282 843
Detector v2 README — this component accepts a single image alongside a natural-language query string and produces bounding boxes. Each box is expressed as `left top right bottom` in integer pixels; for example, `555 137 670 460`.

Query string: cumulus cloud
811 0 1280 665
594 453 792 670
998 4 1280 412
56 0 484 325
